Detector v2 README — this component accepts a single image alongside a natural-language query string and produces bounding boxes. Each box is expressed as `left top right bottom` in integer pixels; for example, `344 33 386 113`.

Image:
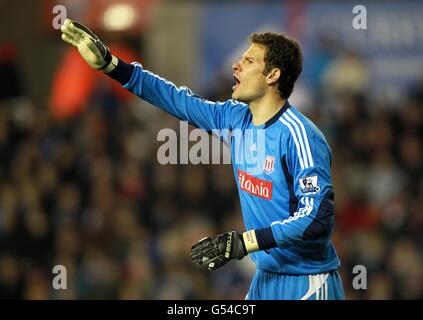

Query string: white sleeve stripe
282 113 309 168
279 118 305 169
271 197 314 226
143 70 216 102
287 109 314 167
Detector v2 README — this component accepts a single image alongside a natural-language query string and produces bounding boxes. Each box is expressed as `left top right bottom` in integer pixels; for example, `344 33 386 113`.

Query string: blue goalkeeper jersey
110 61 341 275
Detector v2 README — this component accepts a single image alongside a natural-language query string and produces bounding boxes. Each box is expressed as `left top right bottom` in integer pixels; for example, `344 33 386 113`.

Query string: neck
249 93 286 126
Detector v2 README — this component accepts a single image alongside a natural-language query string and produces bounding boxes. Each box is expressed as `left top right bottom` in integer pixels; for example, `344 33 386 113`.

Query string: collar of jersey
263 100 291 129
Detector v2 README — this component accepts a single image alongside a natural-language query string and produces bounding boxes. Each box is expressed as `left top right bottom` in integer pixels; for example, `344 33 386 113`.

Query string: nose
232 60 241 72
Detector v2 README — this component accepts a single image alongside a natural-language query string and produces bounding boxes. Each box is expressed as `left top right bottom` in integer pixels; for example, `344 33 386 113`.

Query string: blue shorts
246 269 345 300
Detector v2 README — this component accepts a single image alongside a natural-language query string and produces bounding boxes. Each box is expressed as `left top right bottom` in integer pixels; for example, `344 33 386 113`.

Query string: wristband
242 230 260 253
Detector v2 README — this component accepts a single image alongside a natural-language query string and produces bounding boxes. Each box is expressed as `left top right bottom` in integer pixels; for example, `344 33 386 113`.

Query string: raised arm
60 19 247 135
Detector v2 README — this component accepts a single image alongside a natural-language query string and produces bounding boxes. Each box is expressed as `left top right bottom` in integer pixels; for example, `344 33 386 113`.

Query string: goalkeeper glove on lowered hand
191 230 260 271
60 19 118 73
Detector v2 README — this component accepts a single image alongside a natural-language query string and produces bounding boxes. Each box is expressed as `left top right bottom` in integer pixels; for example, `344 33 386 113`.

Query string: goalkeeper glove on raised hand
60 19 118 73
191 231 257 271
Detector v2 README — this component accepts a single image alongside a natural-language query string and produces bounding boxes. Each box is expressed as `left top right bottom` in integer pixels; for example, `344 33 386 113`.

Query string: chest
230 127 288 199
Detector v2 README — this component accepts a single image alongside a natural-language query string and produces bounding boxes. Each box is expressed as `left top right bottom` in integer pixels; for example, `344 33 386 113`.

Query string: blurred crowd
0 38 422 300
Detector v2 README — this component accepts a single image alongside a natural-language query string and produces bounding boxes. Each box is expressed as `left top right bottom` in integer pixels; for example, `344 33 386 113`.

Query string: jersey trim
285 109 314 167
107 58 135 85
281 155 298 216
300 273 329 300
264 100 291 128
303 191 334 240
255 227 277 250
270 196 314 227
279 109 314 169
279 117 306 169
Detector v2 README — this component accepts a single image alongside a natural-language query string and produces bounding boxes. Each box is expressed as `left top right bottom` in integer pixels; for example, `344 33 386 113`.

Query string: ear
266 68 281 85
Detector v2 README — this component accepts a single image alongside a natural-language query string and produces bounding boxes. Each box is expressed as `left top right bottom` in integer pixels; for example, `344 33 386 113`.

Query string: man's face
231 43 268 103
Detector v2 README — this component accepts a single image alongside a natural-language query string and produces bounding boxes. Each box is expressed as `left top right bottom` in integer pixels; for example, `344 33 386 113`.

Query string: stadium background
0 0 422 299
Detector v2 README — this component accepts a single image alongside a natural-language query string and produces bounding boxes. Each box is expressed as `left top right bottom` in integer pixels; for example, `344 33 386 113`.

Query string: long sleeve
269 113 335 248
252 111 335 251
106 58 247 142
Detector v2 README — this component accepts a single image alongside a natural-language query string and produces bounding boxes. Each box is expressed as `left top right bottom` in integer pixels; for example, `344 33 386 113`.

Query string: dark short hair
250 32 303 99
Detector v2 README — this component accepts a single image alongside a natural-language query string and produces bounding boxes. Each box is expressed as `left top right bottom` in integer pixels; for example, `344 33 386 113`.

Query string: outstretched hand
60 19 117 73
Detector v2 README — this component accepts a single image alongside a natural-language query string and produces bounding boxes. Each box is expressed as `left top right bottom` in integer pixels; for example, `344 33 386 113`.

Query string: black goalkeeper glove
191 231 248 271
60 19 118 73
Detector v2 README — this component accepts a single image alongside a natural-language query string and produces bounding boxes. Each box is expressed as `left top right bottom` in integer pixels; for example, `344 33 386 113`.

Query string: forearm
244 193 333 253
103 56 196 123
61 19 236 133
105 57 238 134
269 193 334 249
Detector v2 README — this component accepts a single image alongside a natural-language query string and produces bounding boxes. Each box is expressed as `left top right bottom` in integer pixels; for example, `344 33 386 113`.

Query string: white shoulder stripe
287 109 314 167
279 117 305 169
282 112 309 168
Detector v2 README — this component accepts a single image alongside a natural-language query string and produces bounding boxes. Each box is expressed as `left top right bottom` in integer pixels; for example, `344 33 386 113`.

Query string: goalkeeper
61 19 345 300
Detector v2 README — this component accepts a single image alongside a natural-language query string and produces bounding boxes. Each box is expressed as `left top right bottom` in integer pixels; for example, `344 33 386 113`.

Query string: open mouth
232 75 240 91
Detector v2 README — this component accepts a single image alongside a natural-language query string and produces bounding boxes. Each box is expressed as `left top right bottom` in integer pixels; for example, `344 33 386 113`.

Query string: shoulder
279 106 332 167
221 99 249 110
280 106 328 145
219 99 250 127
